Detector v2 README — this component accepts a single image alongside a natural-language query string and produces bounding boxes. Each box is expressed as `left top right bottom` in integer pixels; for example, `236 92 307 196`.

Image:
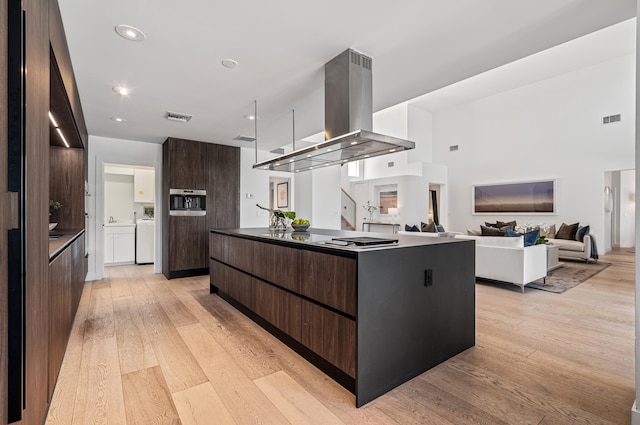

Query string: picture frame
472 179 556 215
277 182 289 208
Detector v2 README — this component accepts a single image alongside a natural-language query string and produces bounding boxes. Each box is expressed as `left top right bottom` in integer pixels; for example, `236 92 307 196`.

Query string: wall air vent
233 135 256 142
450 145 459 152
165 111 193 123
602 114 621 125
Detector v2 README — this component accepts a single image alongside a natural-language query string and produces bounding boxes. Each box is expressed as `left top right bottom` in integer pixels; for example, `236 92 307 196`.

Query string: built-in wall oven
169 189 206 216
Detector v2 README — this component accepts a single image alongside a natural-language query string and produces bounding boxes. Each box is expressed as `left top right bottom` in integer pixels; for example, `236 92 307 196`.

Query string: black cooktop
332 237 399 246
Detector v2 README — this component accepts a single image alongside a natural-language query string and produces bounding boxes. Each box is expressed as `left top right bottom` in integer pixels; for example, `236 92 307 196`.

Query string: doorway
604 169 636 252
102 163 156 269
269 176 291 211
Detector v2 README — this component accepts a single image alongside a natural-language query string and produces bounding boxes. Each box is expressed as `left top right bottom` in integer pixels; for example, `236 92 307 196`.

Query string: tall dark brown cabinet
2 0 87 423
162 137 240 279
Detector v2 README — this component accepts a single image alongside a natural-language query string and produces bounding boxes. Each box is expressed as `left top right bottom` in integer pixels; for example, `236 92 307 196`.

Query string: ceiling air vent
269 148 285 154
165 111 193 123
602 114 621 125
233 135 256 142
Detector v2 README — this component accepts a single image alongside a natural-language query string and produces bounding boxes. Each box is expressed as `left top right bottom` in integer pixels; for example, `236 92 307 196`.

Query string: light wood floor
45 249 635 425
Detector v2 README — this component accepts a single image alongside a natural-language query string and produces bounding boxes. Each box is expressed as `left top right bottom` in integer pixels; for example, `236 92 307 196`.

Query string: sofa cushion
539 224 556 238
481 225 505 236
467 228 481 236
575 225 590 241
421 221 436 232
547 238 585 252
496 220 517 229
555 222 579 240
457 234 525 248
506 228 539 247
484 222 497 228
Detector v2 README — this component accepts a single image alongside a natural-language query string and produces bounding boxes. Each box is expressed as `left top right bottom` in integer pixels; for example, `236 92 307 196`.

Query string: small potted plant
49 200 62 230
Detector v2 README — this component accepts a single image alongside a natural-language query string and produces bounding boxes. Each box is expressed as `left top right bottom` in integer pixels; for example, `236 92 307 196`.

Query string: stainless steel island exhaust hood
253 49 415 172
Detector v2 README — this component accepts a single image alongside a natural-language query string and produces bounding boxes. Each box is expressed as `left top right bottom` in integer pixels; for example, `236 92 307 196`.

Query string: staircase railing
341 189 356 230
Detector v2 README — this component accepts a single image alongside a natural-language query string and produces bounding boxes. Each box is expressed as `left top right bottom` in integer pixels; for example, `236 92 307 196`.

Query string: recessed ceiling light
221 59 238 69
244 115 257 120
111 117 127 122
115 25 146 41
350 141 358 145
389 149 396 152
112 86 130 96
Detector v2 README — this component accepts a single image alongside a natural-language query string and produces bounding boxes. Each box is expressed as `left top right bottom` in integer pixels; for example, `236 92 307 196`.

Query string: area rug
527 261 611 293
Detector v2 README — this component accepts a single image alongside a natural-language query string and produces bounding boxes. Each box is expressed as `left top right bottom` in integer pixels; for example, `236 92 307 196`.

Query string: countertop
49 228 84 261
211 227 466 256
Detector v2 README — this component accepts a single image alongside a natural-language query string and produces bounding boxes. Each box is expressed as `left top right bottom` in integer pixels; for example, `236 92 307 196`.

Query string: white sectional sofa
546 234 593 262
399 231 547 292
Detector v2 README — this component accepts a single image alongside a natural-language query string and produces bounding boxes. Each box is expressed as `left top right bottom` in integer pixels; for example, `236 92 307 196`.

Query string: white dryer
136 218 155 264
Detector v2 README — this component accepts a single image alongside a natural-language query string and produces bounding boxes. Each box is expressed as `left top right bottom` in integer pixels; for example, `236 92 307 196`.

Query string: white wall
239 147 297 227
104 173 135 223
311 166 341 229
431 54 636 252
87 136 163 280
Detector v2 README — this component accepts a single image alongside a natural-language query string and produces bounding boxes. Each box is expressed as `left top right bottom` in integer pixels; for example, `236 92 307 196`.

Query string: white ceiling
57 0 636 152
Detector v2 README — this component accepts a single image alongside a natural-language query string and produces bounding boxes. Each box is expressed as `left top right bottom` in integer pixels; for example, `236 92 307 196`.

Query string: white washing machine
136 218 155 264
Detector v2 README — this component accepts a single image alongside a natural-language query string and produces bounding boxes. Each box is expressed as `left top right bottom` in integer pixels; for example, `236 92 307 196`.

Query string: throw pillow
523 229 540 247
404 224 420 232
467 228 481 236
435 224 445 232
555 222 579 240
496 220 517 229
481 225 505 236
539 224 556 238
421 221 437 232
575 225 590 241
506 228 539 246
505 228 521 237
484 222 498 228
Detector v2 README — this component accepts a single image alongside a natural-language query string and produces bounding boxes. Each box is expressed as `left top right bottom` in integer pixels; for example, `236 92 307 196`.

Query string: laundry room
103 163 155 265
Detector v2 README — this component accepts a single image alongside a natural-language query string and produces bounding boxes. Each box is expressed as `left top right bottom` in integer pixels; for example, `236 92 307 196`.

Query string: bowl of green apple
291 218 310 232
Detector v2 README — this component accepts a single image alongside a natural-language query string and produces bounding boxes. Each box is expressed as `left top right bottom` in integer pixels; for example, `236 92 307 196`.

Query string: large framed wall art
472 179 556 214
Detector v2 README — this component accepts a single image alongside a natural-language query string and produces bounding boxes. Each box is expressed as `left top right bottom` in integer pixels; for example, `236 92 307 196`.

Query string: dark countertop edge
210 228 469 258
49 228 84 262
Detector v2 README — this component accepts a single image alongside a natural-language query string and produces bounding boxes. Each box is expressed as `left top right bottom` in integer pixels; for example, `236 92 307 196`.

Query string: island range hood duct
253 49 415 172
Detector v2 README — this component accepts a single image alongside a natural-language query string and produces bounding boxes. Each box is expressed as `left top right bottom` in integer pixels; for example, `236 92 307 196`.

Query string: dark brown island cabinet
209 228 476 406
162 138 240 279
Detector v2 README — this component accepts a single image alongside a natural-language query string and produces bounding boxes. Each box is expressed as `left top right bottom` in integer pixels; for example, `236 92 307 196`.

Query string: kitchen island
209 228 475 406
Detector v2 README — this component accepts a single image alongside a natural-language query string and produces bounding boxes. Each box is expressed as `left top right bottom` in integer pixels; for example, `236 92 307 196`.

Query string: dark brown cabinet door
301 299 356 377
169 215 208 271
252 242 300 293
48 235 86 400
207 144 240 230
223 235 255 275
255 279 301 341
167 138 207 189
300 251 357 316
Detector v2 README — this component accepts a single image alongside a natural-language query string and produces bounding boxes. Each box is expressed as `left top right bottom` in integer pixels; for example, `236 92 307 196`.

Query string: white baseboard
85 272 99 282
632 401 640 425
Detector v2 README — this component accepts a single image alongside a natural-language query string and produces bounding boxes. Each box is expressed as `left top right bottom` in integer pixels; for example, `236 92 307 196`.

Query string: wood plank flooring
45 249 635 425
